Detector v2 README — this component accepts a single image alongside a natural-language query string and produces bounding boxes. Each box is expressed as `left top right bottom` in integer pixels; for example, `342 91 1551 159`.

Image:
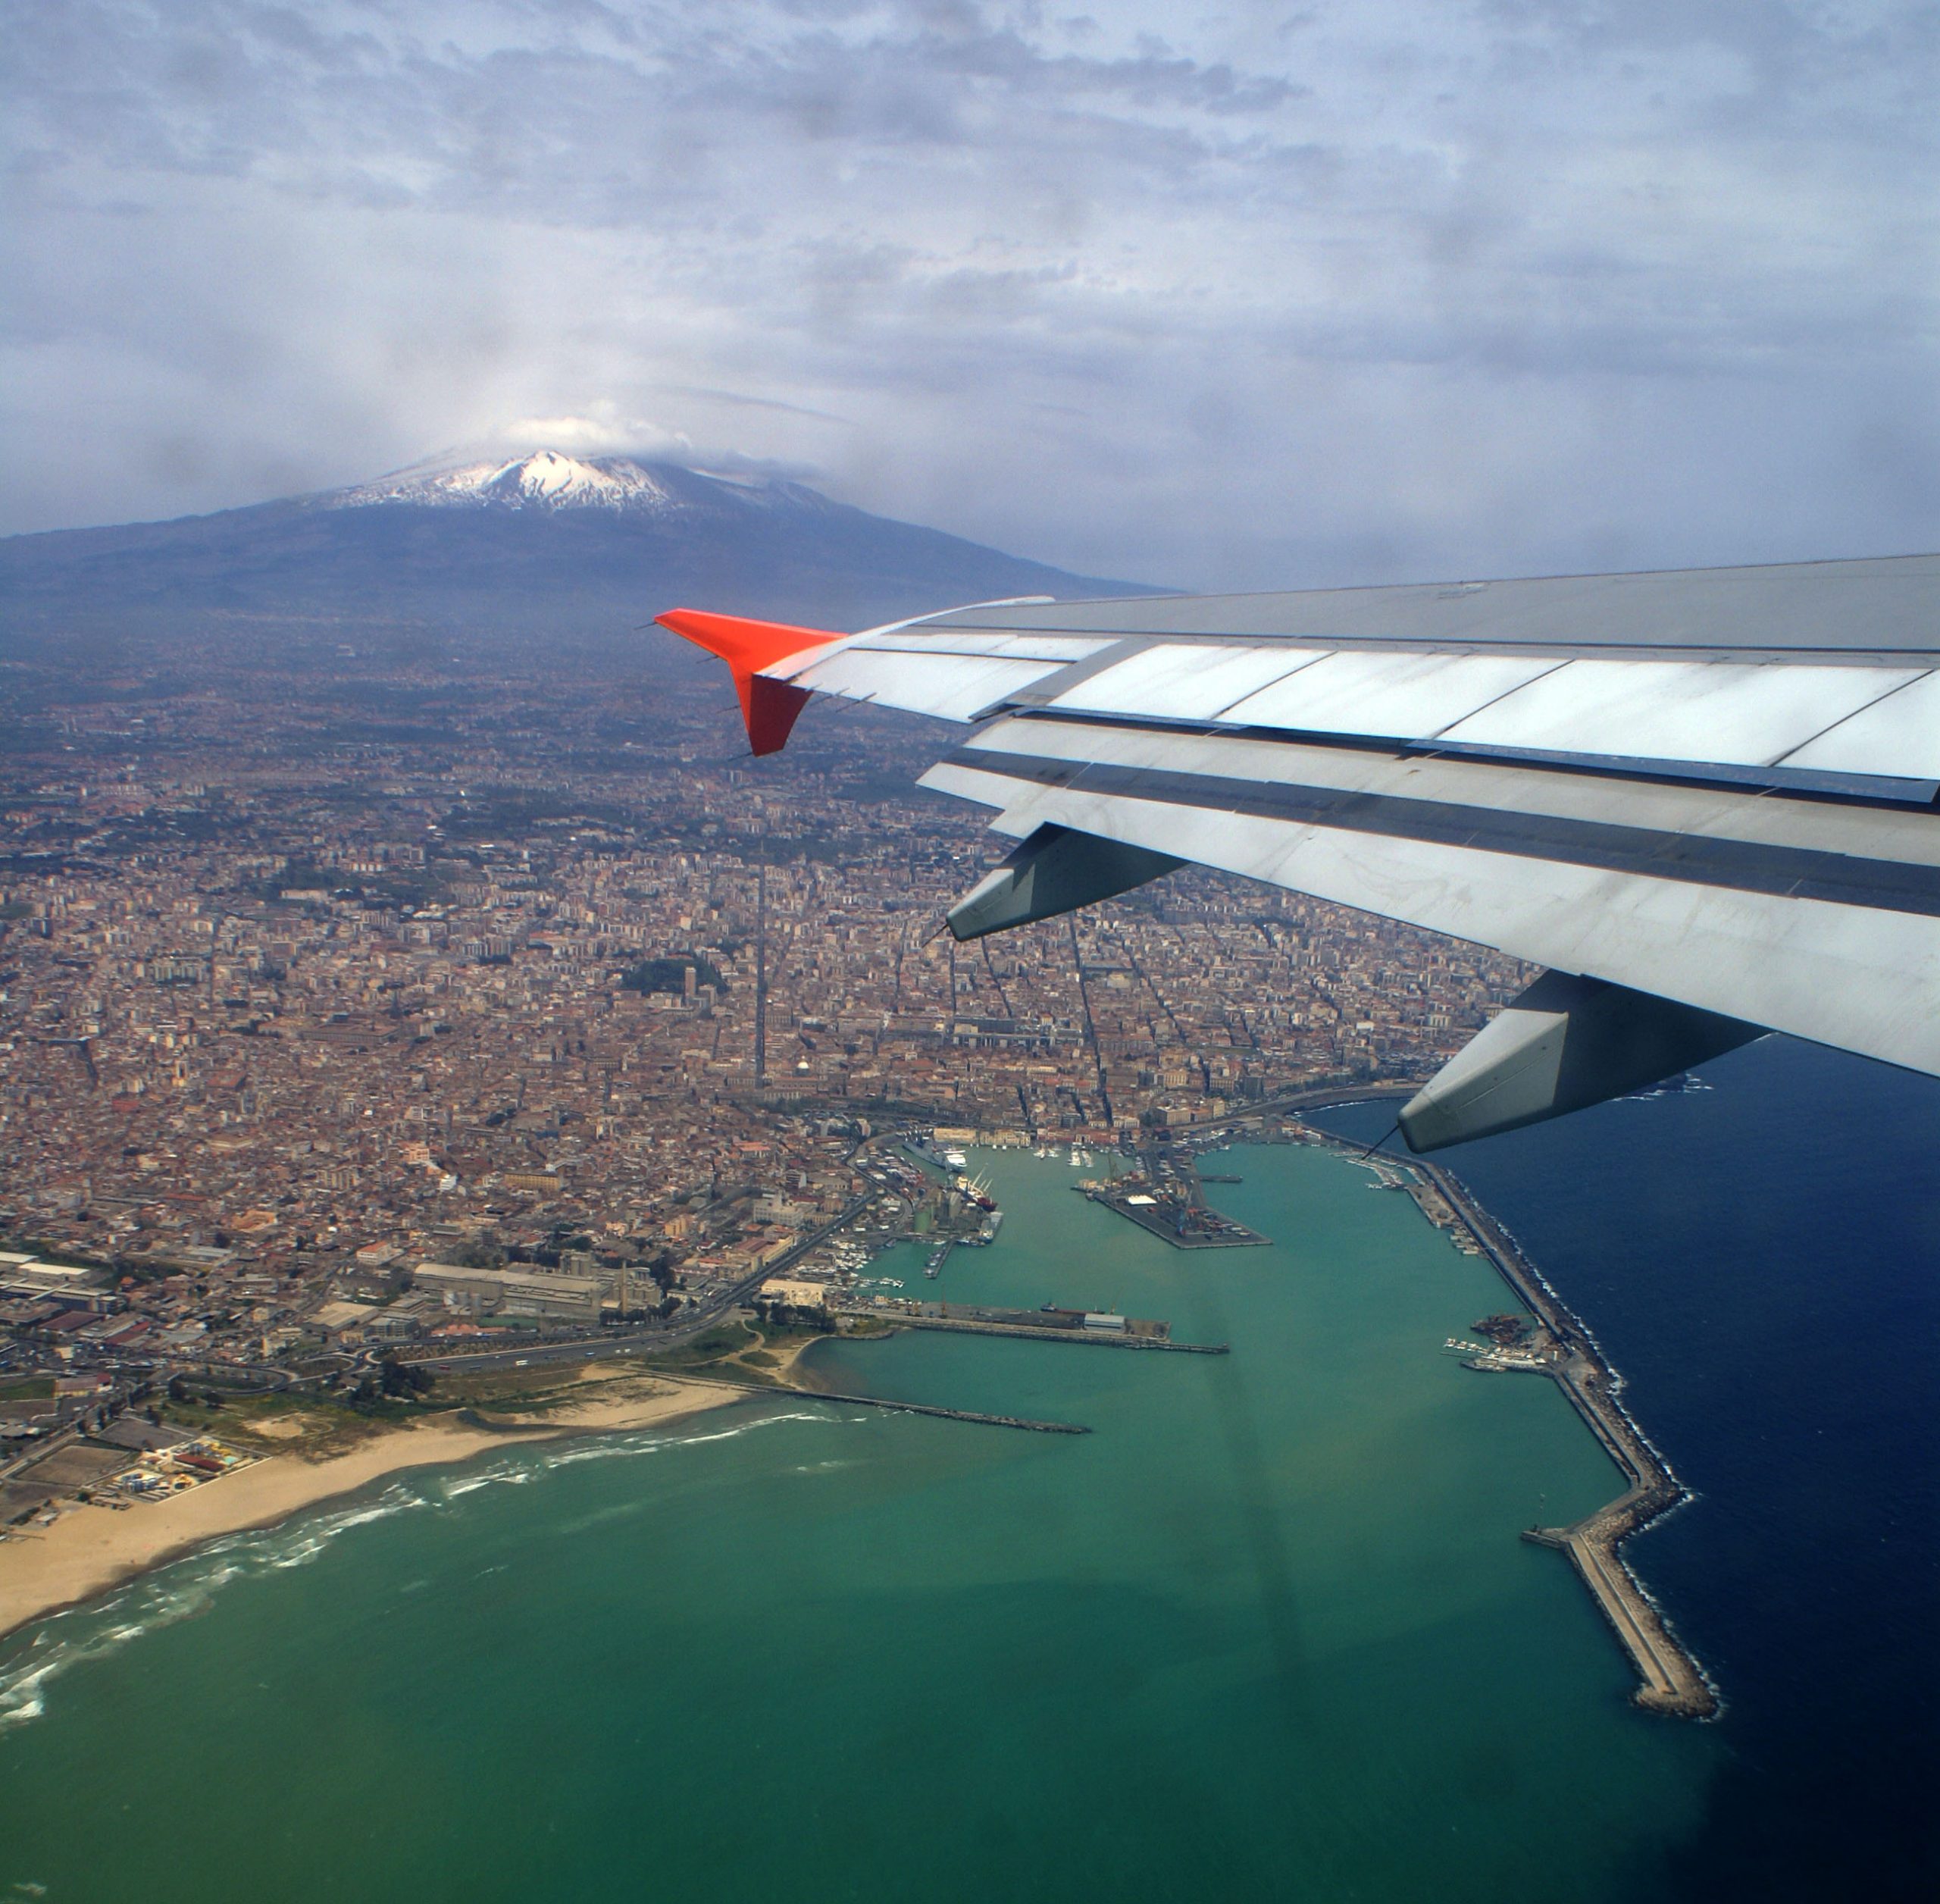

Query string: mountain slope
0 452 1157 659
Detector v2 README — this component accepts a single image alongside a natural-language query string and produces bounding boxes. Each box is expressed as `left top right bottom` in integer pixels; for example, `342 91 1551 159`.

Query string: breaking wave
0 1483 434 1732
0 1400 846 1733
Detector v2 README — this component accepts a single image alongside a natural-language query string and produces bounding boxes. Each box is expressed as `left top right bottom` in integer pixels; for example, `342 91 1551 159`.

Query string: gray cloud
2 0 1934 587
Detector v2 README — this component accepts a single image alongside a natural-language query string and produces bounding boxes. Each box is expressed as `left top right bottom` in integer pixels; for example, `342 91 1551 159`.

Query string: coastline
0 1371 744 1648
3 1120 1715 1716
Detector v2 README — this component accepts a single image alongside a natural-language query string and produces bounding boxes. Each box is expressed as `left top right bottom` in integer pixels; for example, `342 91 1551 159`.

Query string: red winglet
654 609 837 756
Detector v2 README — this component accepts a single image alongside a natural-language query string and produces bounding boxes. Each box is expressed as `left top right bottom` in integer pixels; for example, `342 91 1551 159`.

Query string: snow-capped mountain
342 449 680 511
1 449 1153 656
331 448 840 521
340 449 737 514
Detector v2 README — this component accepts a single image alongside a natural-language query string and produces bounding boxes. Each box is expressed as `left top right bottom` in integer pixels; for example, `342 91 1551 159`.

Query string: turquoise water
0 1144 1716 1901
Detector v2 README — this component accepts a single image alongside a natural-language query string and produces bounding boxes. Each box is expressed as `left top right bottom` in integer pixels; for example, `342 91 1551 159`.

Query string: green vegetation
642 1319 758 1373
621 954 728 996
258 858 452 912
0 1375 55 1401
432 1363 596 1417
152 1388 395 1458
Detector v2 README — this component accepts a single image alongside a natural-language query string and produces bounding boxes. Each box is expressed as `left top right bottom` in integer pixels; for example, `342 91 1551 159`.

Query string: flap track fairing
1400 970 1765 1153
947 823 1184 941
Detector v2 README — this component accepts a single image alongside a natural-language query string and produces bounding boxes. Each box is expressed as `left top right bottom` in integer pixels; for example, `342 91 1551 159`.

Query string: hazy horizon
5 2 1935 591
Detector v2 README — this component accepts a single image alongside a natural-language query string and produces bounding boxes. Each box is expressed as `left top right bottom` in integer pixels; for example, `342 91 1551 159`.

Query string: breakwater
675 1371 1090 1435
1281 1115 1716 1718
1414 1154 1714 1718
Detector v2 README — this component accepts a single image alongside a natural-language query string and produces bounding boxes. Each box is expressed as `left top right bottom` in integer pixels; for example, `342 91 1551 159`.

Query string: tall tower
754 823 768 1086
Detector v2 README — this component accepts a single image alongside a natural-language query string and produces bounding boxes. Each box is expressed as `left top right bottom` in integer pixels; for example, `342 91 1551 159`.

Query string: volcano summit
0 450 1151 659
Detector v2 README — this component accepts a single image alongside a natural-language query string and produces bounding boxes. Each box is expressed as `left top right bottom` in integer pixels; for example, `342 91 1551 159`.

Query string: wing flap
1220 650 1563 737
1780 670 1940 779
1045 643 1322 719
1438 657 1923 766
922 706 1940 1076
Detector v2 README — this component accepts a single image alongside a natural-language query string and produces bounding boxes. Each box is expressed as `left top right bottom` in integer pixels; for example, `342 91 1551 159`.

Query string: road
401 1170 893 1376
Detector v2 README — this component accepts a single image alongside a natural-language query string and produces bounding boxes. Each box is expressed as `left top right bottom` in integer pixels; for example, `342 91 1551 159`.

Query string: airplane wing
657 553 1940 1151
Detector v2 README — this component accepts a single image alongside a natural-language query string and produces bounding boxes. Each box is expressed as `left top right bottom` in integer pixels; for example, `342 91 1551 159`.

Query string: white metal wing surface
658 553 1940 1150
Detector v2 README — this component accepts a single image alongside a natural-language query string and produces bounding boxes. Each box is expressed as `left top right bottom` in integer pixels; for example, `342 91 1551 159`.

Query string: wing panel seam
946 745 1940 918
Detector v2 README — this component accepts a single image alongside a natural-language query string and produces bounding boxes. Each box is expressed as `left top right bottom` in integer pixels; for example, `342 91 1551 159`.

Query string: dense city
0 636 1527 1473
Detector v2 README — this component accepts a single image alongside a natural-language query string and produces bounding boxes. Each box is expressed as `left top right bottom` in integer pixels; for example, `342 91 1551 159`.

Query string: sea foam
0 1400 844 1730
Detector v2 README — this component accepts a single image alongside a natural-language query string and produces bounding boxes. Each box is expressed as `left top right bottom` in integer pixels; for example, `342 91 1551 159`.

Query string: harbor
743 1104 1710 1717
399 1100 1713 1720
3 1104 1738 1904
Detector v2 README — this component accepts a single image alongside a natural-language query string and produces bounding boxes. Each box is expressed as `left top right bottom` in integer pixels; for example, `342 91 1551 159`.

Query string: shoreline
5 1110 1716 1718
0 1372 745 1649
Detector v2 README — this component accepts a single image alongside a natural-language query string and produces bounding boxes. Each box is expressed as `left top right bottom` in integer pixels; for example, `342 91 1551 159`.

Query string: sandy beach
0 1373 744 1645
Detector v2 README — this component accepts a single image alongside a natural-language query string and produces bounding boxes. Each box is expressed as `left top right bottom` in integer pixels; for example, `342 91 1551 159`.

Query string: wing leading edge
655 554 1940 1151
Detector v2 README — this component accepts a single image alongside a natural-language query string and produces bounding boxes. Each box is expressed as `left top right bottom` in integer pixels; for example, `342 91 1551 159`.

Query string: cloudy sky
4 0 1935 587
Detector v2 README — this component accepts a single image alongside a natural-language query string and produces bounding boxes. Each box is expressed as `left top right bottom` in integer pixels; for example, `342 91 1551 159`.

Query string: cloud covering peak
3 1 1935 585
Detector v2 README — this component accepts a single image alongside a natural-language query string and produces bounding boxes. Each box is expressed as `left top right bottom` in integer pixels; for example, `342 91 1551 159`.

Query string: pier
1080 1184 1269 1250
893 1308 1228 1354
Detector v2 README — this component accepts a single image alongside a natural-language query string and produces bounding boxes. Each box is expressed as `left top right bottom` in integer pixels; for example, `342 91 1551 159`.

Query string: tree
378 1356 432 1398
621 954 727 996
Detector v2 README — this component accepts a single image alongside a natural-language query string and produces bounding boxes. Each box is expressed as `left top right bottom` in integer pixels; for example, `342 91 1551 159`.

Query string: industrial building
412 1261 605 1325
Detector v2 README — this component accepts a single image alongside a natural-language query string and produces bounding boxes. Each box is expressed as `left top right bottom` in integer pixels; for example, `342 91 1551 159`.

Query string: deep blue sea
1319 1036 1940 1901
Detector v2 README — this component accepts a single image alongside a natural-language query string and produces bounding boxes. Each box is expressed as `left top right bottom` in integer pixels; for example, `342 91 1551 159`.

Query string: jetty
677 1371 1090 1435
814 1389 1090 1435
895 1304 1227 1354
